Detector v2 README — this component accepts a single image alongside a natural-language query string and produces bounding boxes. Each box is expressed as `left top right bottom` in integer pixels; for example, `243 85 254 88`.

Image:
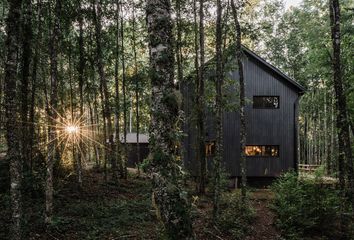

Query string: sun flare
65 125 79 134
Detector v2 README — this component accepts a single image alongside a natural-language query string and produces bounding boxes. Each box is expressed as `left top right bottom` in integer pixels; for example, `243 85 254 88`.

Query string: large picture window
245 145 279 157
253 96 279 109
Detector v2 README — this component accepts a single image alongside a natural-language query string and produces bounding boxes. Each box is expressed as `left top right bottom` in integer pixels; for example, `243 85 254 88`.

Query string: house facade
182 46 305 180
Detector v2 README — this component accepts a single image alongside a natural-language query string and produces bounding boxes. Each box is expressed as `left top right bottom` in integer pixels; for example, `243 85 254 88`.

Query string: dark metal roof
241 45 306 93
188 44 306 94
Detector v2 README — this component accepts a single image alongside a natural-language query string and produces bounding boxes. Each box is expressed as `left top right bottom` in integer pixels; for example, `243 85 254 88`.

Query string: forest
0 0 353 239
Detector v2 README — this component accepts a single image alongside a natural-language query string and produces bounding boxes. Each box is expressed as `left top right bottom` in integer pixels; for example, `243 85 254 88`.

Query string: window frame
253 96 280 109
244 145 280 158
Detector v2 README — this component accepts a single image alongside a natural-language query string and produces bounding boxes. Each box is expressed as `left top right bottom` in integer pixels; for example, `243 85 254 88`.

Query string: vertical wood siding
183 53 301 177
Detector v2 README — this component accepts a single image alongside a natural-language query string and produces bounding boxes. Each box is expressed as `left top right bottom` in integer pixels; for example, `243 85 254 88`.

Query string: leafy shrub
217 191 255 239
271 171 344 240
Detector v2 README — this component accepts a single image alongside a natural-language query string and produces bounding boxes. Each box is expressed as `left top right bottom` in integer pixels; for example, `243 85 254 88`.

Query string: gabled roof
188 44 306 94
241 45 306 93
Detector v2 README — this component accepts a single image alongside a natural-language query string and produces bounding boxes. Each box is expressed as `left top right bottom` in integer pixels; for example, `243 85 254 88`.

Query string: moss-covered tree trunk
4 0 23 238
213 0 223 222
147 0 194 238
231 0 247 199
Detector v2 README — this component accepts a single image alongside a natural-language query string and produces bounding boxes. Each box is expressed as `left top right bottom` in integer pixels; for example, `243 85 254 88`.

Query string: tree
114 0 122 177
197 0 207 195
76 0 85 188
146 0 194 238
329 0 354 209
231 0 247 199
93 0 117 183
20 0 33 169
4 0 23 238
131 1 141 169
213 0 223 222
120 7 128 179
45 0 61 224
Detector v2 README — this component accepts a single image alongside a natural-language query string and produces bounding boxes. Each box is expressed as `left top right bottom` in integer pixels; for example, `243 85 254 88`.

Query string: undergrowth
271 171 352 240
217 191 256 240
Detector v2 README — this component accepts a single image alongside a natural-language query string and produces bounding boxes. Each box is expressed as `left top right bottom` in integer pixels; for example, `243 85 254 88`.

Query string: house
182 45 305 184
119 133 149 167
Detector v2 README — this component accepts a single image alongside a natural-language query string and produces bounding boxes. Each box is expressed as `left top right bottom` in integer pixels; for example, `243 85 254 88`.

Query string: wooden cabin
119 133 149 167
182 45 305 183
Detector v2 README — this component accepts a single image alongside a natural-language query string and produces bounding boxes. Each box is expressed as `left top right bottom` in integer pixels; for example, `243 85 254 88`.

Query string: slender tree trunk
192 0 199 193
176 0 183 88
46 0 61 224
132 2 140 168
99 81 108 182
147 0 194 238
231 0 247 199
197 0 206 195
93 0 117 182
213 0 223 222
4 0 23 238
76 0 85 188
29 0 43 172
329 0 354 207
121 12 128 179
114 0 122 176
20 0 32 170
93 91 101 167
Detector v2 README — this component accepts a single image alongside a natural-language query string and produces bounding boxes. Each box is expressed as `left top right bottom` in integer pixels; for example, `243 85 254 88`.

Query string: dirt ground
246 191 280 240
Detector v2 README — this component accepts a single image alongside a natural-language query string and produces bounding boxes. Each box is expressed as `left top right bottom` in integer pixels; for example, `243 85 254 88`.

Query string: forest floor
0 168 281 240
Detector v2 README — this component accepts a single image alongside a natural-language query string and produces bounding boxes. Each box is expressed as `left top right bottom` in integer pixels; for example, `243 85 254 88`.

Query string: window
253 96 279 109
245 145 279 157
205 141 216 157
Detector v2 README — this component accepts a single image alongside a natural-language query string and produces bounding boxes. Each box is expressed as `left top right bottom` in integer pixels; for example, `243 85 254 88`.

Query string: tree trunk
114 0 122 176
213 0 223 222
132 2 140 168
231 0 247 199
93 0 117 182
329 0 354 207
4 0 23 238
76 0 85 188
176 0 184 89
20 0 32 170
46 0 61 224
120 11 128 179
197 0 206 195
29 0 43 172
147 0 194 238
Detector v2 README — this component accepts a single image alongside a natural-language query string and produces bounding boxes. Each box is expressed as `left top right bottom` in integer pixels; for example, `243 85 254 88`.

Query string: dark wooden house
182 45 305 182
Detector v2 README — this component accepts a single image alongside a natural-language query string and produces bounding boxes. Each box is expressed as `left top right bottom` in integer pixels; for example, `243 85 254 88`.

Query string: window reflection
253 96 279 108
245 145 279 157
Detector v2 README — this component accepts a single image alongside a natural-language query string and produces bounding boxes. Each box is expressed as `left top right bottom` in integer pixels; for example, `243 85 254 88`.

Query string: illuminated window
253 96 279 109
205 141 216 157
245 145 279 157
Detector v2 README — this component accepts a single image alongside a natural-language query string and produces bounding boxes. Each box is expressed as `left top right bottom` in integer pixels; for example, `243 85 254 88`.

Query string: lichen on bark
147 0 194 239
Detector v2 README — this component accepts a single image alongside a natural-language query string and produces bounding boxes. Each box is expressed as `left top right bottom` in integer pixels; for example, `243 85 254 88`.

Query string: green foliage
271 171 345 240
217 191 255 240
